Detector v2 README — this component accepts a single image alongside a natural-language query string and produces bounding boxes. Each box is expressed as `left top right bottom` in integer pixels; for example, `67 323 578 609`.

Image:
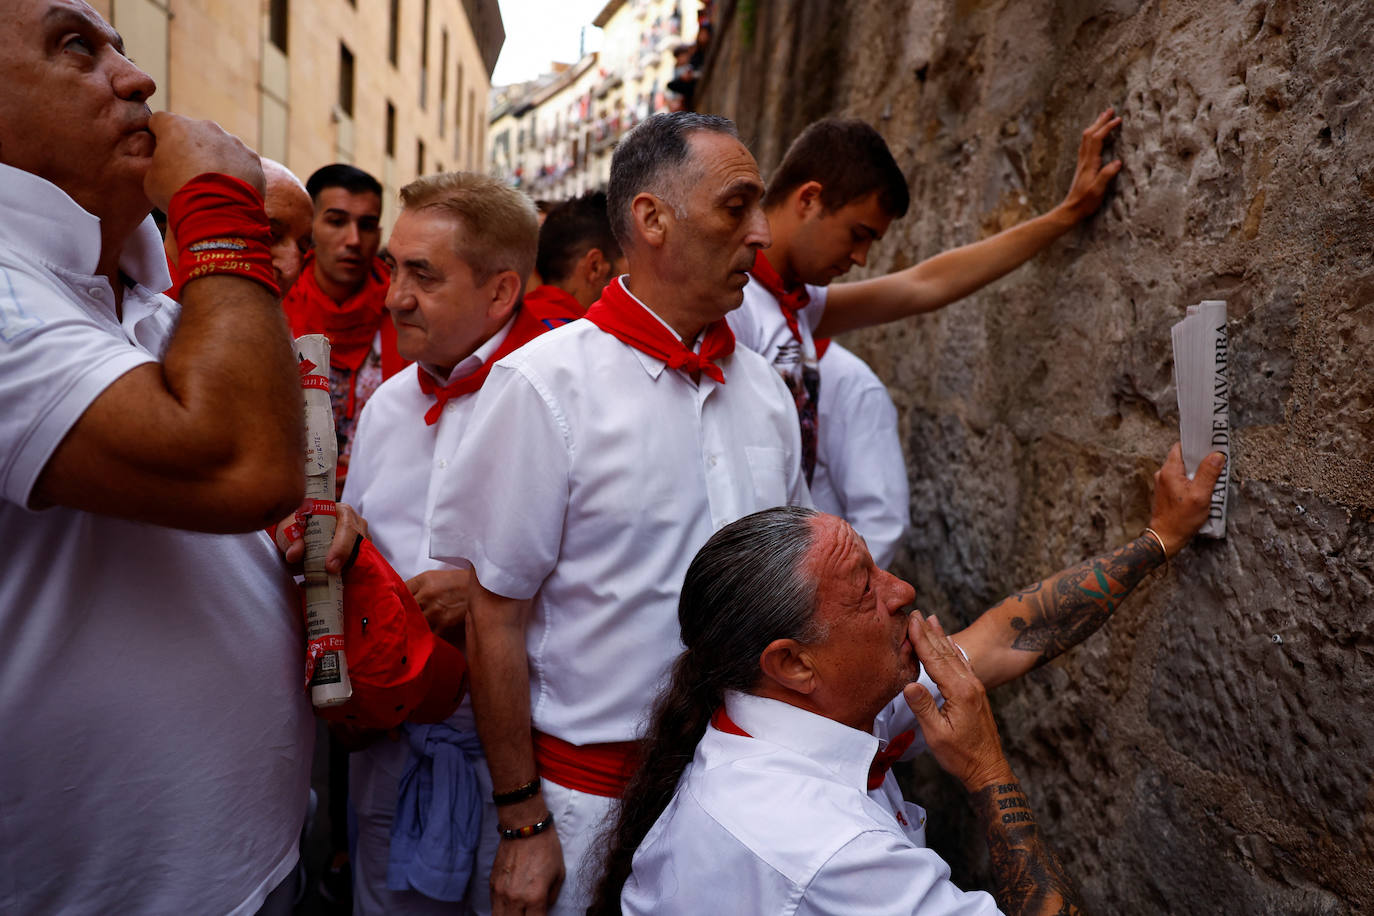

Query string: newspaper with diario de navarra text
1171 300 1230 538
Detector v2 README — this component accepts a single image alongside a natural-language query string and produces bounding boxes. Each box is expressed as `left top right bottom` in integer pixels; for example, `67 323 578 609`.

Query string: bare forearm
970 776 1083 916
960 534 1165 688
819 206 1076 336
165 275 301 466
902 207 1075 308
31 274 302 529
467 594 543 819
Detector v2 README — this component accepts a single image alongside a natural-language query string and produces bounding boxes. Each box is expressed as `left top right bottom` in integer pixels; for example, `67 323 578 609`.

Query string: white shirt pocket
898 801 928 846
744 444 790 509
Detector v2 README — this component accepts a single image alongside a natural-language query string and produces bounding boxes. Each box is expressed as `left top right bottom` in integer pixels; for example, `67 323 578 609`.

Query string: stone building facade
92 0 503 230
487 0 702 201
699 1 1373 913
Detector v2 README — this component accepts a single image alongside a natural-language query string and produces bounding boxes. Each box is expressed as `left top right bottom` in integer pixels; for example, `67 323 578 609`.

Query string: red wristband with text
168 172 279 297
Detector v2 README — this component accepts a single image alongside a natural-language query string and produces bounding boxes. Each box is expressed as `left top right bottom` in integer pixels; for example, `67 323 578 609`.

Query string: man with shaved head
259 158 314 293
166 157 313 295
0 2 329 912
428 112 807 914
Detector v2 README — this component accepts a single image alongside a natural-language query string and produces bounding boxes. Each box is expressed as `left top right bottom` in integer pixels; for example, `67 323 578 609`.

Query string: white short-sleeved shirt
727 273 829 395
428 296 809 745
811 342 911 568
622 690 1001 916
343 315 515 583
343 315 521 735
0 164 313 914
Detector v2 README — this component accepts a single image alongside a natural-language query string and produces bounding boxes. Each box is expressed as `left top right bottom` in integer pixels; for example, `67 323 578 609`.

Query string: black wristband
492 777 541 806
499 811 554 840
341 533 365 574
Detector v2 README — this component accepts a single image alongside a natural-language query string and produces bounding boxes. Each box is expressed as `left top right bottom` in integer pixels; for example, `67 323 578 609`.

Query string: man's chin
717 285 747 315
801 267 846 288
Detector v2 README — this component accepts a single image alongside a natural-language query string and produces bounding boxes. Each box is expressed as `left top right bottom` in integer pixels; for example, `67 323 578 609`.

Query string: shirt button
88 287 102 297
437 459 449 469
708 455 718 468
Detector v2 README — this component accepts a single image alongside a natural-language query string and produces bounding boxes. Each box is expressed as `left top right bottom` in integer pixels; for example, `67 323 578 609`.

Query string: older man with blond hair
342 171 581 915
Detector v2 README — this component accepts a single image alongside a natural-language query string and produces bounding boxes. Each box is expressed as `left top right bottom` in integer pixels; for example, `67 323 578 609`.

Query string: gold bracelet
1143 527 1169 572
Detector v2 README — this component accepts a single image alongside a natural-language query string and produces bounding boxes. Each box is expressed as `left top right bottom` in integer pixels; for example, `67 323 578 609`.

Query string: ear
758 638 820 696
630 192 671 249
795 181 825 218
486 269 523 323
579 246 608 285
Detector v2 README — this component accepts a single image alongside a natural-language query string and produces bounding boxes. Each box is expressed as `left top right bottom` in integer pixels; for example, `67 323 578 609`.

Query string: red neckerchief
522 283 587 317
583 276 734 384
749 249 811 343
416 294 581 425
814 337 832 360
710 706 917 791
282 252 395 373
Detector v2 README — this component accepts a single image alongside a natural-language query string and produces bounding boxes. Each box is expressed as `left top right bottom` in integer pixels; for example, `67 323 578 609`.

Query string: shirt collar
420 309 518 385
723 690 879 793
616 274 701 380
0 163 172 293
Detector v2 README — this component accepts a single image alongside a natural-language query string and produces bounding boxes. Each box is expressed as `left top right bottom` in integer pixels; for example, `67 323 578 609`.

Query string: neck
751 684 878 734
551 277 594 312
95 217 142 318
762 209 801 288
622 272 707 345
431 313 509 381
314 260 366 304
74 185 153 318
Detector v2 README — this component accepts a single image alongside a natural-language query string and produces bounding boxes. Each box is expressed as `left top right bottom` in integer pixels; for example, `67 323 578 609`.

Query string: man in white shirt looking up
0 1 360 912
428 112 807 915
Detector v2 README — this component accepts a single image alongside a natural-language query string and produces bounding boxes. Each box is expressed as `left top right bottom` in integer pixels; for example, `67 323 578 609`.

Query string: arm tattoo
1004 534 1165 666
971 780 1084 916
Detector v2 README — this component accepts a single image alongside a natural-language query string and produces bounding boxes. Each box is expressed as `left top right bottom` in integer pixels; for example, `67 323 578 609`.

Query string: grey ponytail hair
589 506 823 913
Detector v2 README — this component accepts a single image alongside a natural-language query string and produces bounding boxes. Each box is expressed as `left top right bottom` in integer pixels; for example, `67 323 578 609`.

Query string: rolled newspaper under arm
297 334 353 706
1171 299 1231 538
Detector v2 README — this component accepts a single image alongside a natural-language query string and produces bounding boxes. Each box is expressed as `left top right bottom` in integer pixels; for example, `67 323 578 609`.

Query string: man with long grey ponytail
595 440 1222 915
594 506 1078 914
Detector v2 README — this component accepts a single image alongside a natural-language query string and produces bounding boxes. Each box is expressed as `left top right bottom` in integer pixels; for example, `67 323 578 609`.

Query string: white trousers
542 780 619 916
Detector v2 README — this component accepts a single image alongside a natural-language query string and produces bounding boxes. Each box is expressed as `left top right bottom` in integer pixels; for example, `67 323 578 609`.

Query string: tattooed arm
955 444 1226 690
906 614 1083 915
970 778 1083 916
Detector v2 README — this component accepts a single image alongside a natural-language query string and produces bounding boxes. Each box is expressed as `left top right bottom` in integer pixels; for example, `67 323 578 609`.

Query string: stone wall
699 1 1373 911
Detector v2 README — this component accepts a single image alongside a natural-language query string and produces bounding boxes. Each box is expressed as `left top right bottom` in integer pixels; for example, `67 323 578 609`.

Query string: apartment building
92 0 504 229
488 0 707 203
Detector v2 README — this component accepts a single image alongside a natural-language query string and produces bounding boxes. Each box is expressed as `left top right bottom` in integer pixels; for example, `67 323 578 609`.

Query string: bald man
165 157 313 295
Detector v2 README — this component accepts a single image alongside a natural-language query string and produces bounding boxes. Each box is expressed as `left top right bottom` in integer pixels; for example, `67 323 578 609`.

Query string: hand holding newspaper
1171 300 1231 538
296 334 353 706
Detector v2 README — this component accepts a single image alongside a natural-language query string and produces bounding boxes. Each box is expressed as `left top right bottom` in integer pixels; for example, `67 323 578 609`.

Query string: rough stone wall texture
699 1 1373 912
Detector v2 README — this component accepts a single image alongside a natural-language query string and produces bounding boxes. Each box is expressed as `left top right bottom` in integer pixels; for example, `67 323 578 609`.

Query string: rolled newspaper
1171 300 1230 538
296 334 353 706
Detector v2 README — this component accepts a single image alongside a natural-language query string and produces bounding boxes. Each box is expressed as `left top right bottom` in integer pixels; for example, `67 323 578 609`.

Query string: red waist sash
533 731 642 798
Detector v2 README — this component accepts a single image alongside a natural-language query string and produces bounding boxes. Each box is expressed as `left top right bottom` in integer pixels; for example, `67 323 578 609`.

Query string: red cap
313 539 467 730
